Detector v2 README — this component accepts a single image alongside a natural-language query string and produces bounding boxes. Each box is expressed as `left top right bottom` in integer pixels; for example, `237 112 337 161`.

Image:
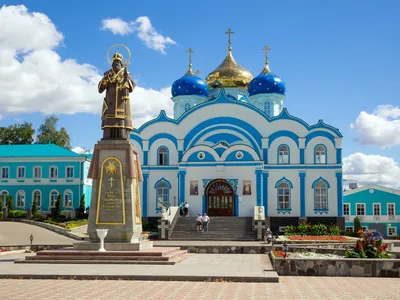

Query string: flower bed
288 236 350 242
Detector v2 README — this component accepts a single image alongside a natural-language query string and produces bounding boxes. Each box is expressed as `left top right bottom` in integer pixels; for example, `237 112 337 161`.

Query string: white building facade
131 41 344 229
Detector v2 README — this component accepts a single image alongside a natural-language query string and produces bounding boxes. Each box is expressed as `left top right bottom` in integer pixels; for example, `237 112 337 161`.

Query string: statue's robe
99 68 134 131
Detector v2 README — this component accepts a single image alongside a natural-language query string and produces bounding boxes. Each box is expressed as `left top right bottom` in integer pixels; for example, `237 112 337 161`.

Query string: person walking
184 202 189 217
202 213 210 232
196 214 202 231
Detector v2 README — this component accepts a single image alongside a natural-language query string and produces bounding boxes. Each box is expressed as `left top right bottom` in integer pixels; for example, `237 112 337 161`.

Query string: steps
169 217 257 241
17 247 189 265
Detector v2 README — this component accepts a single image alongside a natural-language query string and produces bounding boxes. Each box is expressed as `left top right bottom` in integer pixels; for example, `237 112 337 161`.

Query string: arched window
315 182 328 210
315 145 326 164
278 145 289 164
50 190 59 208
264 101 271 116
158 147 169 166
16 190 25 208
184 103 190 112
1 190 8 207
278 182 291 210
64 190 73 208
33 190 41 208
156 181 170 210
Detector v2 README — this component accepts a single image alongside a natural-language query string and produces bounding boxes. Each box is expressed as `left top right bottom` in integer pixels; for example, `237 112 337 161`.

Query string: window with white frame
66 166 74 178
156 181 169 209
278 145 289 164
315 145 326 164
264 101 271 116
388 203 395 216
1 167 9 179
33 166 42 178
343 203 350 216
388 227 397 237
356 204 365 216
16 190 25 208
158 147 169 166
373 203 381 216
345 226 353 232
50 190 58 208
184 103 190 112
314 181 327 210
17 166 26 178
50 166 58 178
33 190 41 208
278 182 291 210
64 190 73 207
362 226 368 231
1 190 8 207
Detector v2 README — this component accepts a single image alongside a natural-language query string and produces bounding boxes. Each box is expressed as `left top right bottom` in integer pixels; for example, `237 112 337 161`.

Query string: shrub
0 212 3 219
328 224 340 236
283 225 297 236
6 195 13 211
79 194 85 214
345 230 391 259
0 198 2 211
297 221 310 236
43 219 62 227
8 210 28 218
65 219 88 230
354 217 362 233
32 212 44 221
80 213 89 219
31 195 38 215
311 224 328 236
55 194 62 218
344 231 358 237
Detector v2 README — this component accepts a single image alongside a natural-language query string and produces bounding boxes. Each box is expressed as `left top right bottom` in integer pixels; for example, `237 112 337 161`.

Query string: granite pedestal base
73 241 153 251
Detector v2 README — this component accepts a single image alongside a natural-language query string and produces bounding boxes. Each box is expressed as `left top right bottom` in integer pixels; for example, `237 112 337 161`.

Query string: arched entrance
205 179 235 216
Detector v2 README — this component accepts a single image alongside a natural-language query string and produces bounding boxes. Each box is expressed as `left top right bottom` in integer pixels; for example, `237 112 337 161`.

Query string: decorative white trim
344 184 400 196
0 157 88 163
63 189 73 208
49 189 59 209
32 189 42 208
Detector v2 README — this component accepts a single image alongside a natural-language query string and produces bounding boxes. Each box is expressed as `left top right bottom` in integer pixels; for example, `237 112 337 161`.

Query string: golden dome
206 51 253 90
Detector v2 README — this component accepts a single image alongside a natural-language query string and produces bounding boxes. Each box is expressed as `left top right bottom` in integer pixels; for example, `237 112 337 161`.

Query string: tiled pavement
0 277 399 300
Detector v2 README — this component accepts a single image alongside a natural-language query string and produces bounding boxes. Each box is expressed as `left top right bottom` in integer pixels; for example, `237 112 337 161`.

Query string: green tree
36 116 71 149
6 195 13 211
79 194 85 214
0 122 35 145
32 193 38 215
0 196 3 212
55 194 62 218
354 216 362 234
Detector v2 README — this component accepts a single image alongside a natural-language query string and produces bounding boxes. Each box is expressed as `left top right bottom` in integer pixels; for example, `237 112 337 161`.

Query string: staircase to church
169 217 257 241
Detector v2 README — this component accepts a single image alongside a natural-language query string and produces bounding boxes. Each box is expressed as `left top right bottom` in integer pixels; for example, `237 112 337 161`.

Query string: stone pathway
0 277 399 299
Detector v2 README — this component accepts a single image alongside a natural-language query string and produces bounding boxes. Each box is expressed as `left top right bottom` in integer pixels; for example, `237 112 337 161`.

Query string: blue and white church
131 32 344 229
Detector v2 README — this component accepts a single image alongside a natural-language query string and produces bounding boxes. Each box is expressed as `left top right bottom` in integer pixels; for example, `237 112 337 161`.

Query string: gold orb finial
262 45 271 73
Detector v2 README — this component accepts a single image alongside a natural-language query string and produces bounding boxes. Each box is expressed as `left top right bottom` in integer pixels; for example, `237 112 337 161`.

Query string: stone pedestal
86 139 144 244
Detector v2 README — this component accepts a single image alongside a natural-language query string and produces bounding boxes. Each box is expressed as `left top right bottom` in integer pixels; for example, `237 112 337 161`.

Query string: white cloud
351 105 400 148
100 16 176 54
72 146 92 154
0 5 173 125
343 152 400 189
100 18 134 36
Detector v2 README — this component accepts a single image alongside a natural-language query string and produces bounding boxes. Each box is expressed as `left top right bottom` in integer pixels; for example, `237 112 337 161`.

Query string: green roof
0 144 89 158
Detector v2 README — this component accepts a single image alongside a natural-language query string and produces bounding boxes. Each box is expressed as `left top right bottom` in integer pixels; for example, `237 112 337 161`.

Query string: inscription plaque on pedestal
96 157 126 225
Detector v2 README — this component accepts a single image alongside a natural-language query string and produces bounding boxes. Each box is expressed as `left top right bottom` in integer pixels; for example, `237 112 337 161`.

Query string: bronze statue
99 52 135 139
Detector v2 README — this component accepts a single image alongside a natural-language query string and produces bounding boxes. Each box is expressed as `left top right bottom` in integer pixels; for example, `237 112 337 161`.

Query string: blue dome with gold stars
171 71 209 97
248 71 285 96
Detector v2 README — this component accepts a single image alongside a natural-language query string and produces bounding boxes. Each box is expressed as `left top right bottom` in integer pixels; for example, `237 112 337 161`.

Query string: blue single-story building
0 144 92 217
343 185 399 238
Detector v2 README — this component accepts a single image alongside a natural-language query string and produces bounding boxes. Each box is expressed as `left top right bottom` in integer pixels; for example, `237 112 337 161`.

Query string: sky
0 0 399 188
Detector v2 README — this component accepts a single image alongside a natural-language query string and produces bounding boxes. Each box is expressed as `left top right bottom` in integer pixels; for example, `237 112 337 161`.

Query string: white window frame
158 147 169 166
315 145 327 164
17 166 26 178
0 190 9 207
345 226 353 232
278 182 291 210
373 203 381 216
388 227 397 237
49 190 59 208
1 167 9 179
33 166 42 179
32 190 42 208
314 182 327 210
16 190 25 208
278 145 289 164
362 226 368 231
64 190 73 208
50 166 58 179
66 166 74 178
388 203 395 216
356 203 365 216
343 203 350 216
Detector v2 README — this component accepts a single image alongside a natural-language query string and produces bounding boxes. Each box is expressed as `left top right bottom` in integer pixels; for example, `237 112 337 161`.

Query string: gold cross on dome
186 48 194 65
225 28 235 51
262 45 271 62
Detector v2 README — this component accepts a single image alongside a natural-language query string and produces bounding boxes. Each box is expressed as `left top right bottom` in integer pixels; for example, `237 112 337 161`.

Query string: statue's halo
106 44 131 67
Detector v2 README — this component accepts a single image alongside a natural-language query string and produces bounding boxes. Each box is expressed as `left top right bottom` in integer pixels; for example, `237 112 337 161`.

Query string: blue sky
0 1 399 187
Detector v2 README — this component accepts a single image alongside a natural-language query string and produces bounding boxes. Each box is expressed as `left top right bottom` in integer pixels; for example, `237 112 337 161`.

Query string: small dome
171 71 209 97
248 70 285 96
206 51 253 90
